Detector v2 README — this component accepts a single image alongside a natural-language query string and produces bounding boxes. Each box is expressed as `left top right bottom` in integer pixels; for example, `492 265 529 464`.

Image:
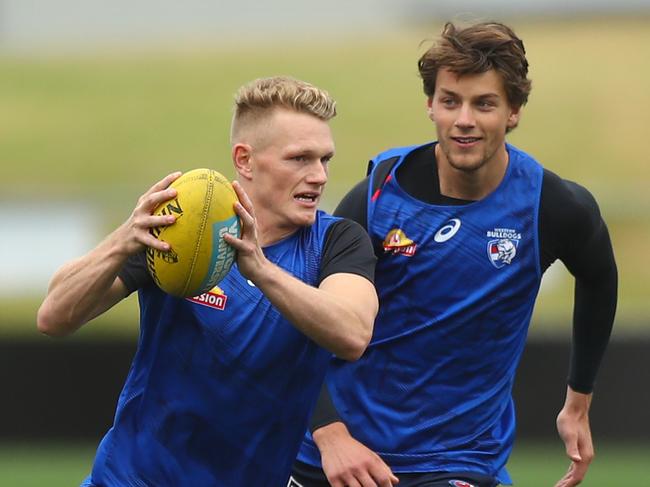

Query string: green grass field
2 17 650 335
0 441 647 486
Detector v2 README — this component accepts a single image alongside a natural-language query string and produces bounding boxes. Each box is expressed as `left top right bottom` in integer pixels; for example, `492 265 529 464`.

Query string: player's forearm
37 228 130 336
253 262 374 360
567 244 617 392
568 279 616 392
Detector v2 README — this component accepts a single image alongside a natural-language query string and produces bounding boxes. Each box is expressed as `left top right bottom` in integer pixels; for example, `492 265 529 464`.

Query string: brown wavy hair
418 22 532 108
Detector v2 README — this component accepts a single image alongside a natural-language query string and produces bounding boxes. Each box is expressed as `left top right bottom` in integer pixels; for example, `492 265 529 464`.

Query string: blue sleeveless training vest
85 211 339 487
298 144 543 484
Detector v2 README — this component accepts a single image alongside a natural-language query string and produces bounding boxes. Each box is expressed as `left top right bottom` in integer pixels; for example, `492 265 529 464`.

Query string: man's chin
448 156 486 173
290 210 317 228
301 214 317 226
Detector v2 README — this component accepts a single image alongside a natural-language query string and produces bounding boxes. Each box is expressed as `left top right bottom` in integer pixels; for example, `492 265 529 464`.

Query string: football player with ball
37 77 378 486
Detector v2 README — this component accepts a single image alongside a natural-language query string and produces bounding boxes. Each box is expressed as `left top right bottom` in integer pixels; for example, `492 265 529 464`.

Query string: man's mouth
294 192 319 203
452 136 482 146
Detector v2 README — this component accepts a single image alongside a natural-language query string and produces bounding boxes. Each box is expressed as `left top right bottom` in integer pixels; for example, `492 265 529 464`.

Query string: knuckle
137 195 151 210
132 215 145 229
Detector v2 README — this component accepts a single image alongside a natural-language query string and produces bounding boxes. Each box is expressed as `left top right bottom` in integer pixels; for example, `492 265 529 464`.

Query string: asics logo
434 218 461 243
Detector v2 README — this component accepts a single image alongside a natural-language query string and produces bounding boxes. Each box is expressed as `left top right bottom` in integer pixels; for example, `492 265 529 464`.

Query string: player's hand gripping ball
146 168 241 298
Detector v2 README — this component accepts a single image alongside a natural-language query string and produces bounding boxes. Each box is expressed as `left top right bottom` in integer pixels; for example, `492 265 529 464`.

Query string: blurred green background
2 16 649 339
1 3 649 485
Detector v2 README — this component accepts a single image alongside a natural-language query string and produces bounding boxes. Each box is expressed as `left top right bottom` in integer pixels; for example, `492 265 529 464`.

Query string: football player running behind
291 21 617 487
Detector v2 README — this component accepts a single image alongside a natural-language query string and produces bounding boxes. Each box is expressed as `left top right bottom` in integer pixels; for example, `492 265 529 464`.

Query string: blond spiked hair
230 76 336 144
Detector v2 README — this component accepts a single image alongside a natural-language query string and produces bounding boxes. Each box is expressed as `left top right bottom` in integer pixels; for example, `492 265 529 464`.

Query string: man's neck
255 214 299 248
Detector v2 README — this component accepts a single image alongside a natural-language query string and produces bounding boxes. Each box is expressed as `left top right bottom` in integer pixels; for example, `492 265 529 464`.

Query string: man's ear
507 105 522 130
232 143 253 180
426 97 435 121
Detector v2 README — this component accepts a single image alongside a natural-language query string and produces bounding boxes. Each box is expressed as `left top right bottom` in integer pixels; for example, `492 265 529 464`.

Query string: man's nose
454 104 476 128
307 161 328 184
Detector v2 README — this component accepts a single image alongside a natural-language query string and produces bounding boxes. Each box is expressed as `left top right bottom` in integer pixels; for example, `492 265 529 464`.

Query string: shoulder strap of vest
367 156 399 195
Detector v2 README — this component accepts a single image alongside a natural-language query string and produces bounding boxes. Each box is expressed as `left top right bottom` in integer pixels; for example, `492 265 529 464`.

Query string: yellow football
146 168 240 298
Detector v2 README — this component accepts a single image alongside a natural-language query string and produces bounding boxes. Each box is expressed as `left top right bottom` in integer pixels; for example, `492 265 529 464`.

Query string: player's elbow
341 339 369 362
337 323 372 361
338 301 376 361
36 303 74 338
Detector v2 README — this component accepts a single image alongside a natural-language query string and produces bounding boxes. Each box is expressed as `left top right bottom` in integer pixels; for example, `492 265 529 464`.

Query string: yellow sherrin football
146 168 240 298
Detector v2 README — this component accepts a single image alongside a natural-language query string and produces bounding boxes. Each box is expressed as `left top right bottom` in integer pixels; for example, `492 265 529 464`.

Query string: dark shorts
289 460 499 487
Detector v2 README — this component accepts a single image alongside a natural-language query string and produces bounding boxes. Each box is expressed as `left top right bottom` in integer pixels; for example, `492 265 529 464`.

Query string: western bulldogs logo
488 238 518 268
486 226 521 268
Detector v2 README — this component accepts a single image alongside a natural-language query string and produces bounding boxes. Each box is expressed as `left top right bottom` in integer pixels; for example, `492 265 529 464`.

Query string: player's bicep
318 219 377 329
319 273 378 328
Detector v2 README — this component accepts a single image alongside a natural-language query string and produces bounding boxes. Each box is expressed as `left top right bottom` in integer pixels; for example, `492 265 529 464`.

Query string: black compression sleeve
541 171 617 393
569 226 617 392
309 382 342 432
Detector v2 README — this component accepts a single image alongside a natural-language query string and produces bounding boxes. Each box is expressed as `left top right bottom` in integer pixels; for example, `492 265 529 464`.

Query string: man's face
428 68 520 173
244 108 334 235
